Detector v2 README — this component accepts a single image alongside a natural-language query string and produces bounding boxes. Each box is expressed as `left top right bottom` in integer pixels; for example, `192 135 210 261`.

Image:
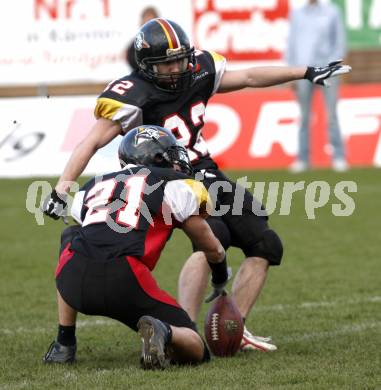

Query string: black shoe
137 316 170 370
43 340 76 364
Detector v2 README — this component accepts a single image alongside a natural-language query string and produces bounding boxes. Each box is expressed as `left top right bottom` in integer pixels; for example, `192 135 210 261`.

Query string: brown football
204 292 244 357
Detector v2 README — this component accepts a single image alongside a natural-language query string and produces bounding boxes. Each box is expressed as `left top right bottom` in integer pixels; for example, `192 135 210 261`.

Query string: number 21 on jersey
82 175 146 228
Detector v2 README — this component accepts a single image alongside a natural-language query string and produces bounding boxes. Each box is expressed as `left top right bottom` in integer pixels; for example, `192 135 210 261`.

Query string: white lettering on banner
249 101 299 158
338 97 381 166
195 11 287 53
369 0 381 28
195 0 278 12
338 98 381 137
215 0 277 10
344 0 381 29
204 103 241 156
345 0 362 29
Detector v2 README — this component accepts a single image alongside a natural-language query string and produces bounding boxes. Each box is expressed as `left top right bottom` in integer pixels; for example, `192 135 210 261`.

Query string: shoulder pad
98 73 153 107
196 51 226 94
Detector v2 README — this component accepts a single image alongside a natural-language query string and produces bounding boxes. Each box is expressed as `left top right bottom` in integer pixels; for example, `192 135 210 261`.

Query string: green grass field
0 168 380 389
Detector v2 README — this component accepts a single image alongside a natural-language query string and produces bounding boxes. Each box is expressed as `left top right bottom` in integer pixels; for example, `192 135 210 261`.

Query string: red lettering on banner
193 0 289 61
35 0 58 19
102 0 109 17
65 0 75 19
34 0 110 20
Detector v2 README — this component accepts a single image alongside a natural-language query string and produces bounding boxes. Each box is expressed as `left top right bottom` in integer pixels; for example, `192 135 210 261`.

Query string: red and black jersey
70 165 210 270
94 50 226 171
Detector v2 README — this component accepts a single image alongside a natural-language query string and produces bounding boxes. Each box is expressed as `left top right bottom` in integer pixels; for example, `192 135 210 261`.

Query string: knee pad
248 229 283 266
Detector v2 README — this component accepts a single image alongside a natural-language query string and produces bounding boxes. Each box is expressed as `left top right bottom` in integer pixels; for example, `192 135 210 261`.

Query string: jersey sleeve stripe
94 97 124 120
183 179 211 217
209 51 227 95
184 179 209 206
94 97 143 133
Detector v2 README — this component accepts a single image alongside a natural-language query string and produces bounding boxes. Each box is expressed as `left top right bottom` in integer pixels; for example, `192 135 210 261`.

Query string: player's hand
205 267 232 303
42 190 68 221
304 60 352 86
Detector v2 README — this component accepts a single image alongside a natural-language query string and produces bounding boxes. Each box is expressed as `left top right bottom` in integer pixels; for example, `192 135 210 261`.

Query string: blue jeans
295 78 345 164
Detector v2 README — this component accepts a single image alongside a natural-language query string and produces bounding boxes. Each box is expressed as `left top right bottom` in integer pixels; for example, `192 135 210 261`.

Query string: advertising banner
334 0 381 49
1 83 381 177
192 0 289 63
0 0 291 85
0 0 192 85
203 83 381 169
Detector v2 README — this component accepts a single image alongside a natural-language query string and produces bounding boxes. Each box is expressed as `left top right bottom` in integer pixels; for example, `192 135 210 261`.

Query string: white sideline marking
0 318 115 335
0 380 31 390
280 321 381 343
0 296 380 336
255 295 381 313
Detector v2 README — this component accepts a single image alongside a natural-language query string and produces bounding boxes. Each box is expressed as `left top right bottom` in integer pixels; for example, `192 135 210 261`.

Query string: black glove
304 60 352 86
42 190 68 220
205 266 232 303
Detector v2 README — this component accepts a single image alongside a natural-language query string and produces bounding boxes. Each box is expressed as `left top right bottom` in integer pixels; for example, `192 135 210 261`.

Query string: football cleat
137 315 170 369
240 326 277 352
43 340 76 363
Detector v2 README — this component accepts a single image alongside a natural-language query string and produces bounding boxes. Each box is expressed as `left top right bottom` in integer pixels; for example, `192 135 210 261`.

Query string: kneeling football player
43 125 229 369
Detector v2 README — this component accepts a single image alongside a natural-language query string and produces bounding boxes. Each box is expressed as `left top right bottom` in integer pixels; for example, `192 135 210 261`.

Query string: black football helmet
118 125 193 175
134 18 196 92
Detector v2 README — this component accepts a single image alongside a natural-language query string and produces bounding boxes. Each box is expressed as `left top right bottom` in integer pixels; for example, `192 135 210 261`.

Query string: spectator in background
126 6 159 70
286 0 348 172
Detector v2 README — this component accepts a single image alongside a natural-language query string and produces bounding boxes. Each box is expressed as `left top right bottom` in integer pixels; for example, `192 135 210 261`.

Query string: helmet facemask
140 47 196 92
162 144 193 176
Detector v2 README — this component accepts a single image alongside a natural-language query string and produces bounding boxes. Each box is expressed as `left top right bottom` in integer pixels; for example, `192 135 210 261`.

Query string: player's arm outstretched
218 60 351 92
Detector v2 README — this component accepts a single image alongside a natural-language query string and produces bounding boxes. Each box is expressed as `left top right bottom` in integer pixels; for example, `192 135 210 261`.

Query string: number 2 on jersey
82 175 146 228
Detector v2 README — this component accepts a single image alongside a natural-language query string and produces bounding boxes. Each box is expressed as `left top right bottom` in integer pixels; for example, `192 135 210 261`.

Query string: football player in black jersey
43 18 351 351
44 126 230 368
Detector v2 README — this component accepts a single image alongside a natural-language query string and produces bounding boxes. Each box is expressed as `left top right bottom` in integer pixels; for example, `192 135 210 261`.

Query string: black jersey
69 165 210 270
94 50 226 171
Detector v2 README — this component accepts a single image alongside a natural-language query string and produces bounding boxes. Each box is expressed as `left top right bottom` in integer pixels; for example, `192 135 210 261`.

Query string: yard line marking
0 318 115 335
280 321 381 343
0 296 379 336
255 295 381 313
0 380 31 390
77 318 114 328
